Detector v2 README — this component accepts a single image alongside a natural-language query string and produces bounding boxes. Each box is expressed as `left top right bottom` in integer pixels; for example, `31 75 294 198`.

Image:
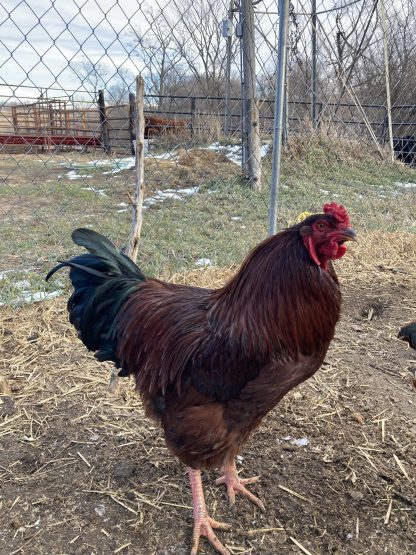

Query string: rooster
398 322 416 350
46 202 355 555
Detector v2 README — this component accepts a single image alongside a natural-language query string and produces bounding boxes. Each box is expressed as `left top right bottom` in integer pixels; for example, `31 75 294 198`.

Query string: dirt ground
0 234 415 555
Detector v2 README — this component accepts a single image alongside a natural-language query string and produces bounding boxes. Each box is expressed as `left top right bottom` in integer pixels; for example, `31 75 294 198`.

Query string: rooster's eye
316 221 327 230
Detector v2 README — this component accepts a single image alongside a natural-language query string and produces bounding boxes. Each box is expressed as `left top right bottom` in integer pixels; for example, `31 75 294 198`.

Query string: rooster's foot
191 514 231 555
216 461 265 511
188 467 231 555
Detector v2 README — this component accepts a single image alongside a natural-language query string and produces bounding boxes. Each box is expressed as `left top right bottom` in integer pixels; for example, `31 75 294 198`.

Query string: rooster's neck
210 229 342 359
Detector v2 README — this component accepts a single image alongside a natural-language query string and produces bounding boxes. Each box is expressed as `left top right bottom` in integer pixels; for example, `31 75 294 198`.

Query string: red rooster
47 202 355 555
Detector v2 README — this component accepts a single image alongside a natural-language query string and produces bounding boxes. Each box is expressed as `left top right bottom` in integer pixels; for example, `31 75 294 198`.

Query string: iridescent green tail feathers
46 229 146 366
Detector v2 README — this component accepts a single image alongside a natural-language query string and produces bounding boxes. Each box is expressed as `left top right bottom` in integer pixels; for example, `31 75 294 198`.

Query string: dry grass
1 231 415 553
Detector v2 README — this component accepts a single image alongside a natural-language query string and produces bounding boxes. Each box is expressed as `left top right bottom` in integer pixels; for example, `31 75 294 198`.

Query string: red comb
323 202 350 227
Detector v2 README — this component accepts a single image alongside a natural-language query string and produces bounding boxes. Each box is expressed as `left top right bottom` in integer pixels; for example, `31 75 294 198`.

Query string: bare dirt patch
0 234 415 555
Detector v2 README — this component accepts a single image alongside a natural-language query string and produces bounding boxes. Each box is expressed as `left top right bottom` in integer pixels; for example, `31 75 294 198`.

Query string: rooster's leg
188 467 231 555
215 460 265 511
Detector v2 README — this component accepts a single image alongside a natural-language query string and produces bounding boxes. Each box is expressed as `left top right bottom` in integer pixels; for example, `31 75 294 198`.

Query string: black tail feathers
46 228 145 282
398 321 416 350
46 229 146 366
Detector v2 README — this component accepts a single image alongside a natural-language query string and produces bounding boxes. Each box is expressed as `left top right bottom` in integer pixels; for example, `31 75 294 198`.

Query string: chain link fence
0 0 415 305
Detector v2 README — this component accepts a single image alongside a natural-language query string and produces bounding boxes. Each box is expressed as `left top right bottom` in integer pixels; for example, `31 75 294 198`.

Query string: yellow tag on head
295 211 312 223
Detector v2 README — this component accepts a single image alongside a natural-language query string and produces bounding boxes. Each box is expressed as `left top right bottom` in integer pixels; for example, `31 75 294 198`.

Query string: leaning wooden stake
109 76 145 395
242 0 262 191
380 0 394 162
127 75 145 263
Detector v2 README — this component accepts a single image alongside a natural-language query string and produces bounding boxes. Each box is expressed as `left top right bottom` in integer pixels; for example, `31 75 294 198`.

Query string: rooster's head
299 202 356 270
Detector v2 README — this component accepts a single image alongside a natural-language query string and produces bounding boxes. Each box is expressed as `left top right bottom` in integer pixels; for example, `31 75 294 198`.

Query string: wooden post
190 97 196 138
128 91 136 156
127 76 145 263
379 0 394 162
98 89 111 154
242 0 261 190
109 78 145 395
12 106 18 133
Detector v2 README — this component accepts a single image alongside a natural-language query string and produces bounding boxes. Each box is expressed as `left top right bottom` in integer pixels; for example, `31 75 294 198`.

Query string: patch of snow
291 437 309 447
0 268 34 280
156 191 182 200
143 186 200 209
67 170 92 180
103 157 136 174
83 187 108 197
14 280 31 290
282 436 309 447
26 291 62 303
116 201 129 213
0 289 62 307
261 143 270 157
177 187 199 195
195 258 212 267
205 142 270 166
394 181 416 188
151 152 177 160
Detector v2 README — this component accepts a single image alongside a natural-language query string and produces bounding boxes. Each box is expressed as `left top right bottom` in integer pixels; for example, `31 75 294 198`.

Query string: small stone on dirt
10 517 22 530
352 412 365 424
349 491 364 501
94 504 106 517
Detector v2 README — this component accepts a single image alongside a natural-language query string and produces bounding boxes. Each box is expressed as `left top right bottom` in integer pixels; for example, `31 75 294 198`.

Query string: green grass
0 136 415 305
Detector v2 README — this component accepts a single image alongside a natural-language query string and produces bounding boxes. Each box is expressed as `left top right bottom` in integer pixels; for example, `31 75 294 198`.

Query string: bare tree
172 0 235 97
330 1 379 103
71 56 109 95
361 4 416 106
108 66 136 105
128 7 184 107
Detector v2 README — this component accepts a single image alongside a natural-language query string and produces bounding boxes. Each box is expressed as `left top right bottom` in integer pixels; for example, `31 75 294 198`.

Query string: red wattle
304 236 321 266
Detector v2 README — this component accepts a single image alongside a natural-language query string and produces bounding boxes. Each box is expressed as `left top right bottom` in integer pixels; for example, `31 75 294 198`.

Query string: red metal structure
0 134 101 147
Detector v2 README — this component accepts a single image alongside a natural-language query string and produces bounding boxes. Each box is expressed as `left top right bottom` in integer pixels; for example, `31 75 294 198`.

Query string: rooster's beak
339 228 357 243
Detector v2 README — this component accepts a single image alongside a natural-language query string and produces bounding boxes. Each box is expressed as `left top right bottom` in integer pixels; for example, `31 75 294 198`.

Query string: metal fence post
268 0 290 235
311 0 318 128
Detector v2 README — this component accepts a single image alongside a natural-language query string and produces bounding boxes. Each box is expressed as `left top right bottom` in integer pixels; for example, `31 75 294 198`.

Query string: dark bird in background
46 202 356 555
398 322 416 350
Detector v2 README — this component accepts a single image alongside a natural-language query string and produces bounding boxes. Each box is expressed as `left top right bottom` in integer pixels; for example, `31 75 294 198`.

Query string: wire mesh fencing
0 0 415 305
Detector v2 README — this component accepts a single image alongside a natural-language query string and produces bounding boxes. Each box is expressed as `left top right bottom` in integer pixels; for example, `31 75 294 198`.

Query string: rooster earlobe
299 225 311 237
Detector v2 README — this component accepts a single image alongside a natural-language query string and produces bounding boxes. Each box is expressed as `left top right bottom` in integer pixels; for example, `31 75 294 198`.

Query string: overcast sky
0 0 148 102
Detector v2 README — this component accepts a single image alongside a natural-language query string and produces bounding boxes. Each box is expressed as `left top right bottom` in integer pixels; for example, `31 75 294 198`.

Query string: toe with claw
191 515 231 555
215 460 265 511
